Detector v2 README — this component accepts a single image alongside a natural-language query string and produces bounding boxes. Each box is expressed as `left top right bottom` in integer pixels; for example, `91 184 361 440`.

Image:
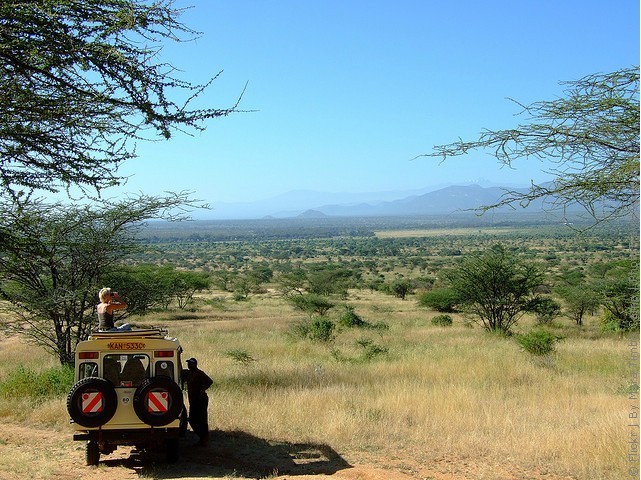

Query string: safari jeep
66 328 187 465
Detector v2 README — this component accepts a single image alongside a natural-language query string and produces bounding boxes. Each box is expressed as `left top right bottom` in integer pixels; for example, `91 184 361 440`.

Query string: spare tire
133 376 184 427
67 377 118 428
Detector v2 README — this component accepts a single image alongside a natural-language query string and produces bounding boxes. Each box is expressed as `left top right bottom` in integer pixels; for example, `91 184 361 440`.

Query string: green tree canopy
0 0 238 197
424 67 640 225
288 293 336 317
446 244 544 333
0 192 201 365
103 264 211 313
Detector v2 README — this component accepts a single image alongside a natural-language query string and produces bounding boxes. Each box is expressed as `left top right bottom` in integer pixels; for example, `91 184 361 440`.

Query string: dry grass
0 289 635 479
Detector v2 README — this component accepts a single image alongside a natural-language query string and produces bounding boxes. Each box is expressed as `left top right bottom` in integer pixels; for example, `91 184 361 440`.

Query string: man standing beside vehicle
185 357 213 446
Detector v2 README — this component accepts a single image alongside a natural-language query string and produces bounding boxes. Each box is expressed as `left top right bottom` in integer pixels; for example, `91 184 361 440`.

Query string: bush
356 339 388 360
309 318 336 342
528 296 562 325
600 310 624 333
431 314 453 326
288 293 335 316
516 330 562 356
291 317 336 342
225 349 257 365
419 288 459 313
338 305 367 328
0 365 74 401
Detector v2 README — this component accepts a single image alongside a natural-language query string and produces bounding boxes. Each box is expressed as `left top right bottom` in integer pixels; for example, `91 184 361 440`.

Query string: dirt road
0 422 576 480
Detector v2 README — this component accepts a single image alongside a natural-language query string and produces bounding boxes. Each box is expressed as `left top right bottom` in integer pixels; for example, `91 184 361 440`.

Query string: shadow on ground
104 429 352 478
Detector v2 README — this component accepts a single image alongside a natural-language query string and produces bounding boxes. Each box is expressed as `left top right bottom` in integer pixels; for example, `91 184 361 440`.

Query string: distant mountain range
202 183 553 220
297 184 531 218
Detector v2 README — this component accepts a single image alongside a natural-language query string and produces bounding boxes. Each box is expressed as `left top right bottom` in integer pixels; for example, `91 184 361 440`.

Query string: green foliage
596 261 640 332
232 277 251 301
600 310 621 332
287 293 335 317
0 0 233 196
291 317 336 342
425 67 640 226
206 298 227 310
0 193 201 365
307 264 357 297
446 244 544 333
225 349 257 365
103 264 211 314
431 314 453 326
337 305 389 331
338 305 367 328
355 339 389 360
331 339 389 363
556 284 600 326
418 288 459 313
0 365 74 402
529 296 562 325
516 330 562 356
388 278 414 300
278 264 357 298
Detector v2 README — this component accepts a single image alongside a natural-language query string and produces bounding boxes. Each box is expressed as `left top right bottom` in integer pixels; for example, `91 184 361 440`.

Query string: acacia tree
446 244 543 333
556 285 600 326
0 0 238 197
423 67 640 224
0 192 201 365
596 261 640 331
103 264 212 313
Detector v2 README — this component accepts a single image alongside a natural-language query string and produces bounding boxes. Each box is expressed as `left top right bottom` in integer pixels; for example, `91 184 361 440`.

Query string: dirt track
0 423 579 480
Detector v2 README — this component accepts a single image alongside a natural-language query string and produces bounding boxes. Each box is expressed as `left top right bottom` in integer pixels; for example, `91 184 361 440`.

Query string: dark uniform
185 357 213 446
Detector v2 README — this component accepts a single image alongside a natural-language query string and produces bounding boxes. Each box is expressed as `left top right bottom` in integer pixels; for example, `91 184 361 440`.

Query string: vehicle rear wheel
86 441 100 466
67 377 118 428
133 376 184 427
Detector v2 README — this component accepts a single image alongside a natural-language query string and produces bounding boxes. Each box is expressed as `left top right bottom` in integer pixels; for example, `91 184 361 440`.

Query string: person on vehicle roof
97 287 131 331
185 357 213 446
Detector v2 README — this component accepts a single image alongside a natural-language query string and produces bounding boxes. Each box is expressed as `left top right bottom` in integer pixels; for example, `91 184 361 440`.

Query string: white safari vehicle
66 328 186 465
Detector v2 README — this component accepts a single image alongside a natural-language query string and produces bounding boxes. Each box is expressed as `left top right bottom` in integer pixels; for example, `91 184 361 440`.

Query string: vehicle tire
67 377 118 428
165 438 180 463
133 376 184 427
86 441 100 466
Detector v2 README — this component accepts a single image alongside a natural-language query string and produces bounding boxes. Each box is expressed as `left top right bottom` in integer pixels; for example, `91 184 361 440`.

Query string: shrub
516 330 562 356
291 317 336 342
288 293 335 316
528 296 562 325
431 314 453 326
309 318 336 342
356 339 388 360
600 310 623 333
418 288 459 313
0 365 74 401
389 278 413 300
338 305 367 328
225 349 257 365
290 320 312 339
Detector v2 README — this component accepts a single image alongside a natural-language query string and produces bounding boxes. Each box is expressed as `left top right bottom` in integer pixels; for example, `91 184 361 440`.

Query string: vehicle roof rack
89 327 169 339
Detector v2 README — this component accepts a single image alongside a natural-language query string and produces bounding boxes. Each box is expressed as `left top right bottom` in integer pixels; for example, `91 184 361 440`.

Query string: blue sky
113 0 639 206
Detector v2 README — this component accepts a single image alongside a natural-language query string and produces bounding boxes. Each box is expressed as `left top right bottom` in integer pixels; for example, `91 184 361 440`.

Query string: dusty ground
0 423 578 480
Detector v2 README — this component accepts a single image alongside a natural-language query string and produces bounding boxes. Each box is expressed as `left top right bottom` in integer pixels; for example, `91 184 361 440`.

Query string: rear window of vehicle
79 362 98 380
103 354 150 387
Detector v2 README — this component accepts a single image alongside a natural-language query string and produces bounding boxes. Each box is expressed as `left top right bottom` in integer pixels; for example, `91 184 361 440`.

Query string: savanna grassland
0 215 638 480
